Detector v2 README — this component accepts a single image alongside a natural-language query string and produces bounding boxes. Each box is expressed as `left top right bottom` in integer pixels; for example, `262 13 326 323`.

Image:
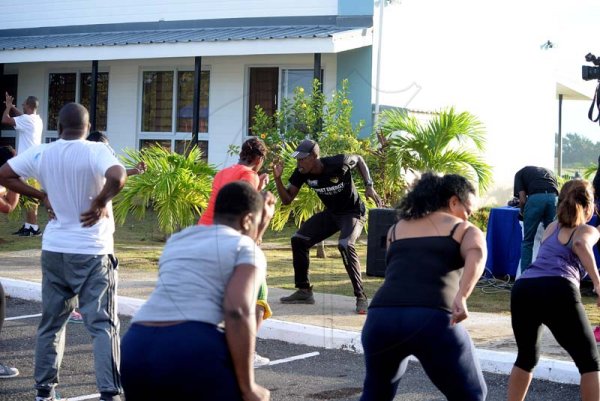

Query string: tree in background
375 107 492 194
252 80 376 233
561 132 600 168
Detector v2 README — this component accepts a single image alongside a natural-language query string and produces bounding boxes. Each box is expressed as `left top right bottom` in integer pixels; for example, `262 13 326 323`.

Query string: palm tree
113 144 216 237
377 107 492 192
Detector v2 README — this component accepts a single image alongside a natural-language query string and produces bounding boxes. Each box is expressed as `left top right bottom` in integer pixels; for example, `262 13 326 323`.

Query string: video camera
583 53 600 126
582 53 600 81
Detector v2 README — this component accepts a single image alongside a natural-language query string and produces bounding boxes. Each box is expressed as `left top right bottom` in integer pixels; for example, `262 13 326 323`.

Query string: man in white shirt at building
2 92 43 236
0 102 127 401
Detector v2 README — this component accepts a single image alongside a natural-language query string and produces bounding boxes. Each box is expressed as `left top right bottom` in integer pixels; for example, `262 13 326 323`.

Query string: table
485 207 600 278
485 207 523 278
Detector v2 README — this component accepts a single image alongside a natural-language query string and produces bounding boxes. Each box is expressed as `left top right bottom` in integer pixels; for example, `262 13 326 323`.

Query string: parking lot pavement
1 297 581 401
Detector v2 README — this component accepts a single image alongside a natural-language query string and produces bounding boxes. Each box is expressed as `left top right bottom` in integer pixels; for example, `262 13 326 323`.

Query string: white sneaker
254 352 270 368
0 362 18 378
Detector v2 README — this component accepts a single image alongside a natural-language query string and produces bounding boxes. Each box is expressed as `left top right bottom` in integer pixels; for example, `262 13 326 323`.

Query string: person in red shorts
199 136 272 367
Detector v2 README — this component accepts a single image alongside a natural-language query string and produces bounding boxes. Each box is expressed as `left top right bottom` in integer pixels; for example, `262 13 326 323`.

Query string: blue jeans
360 307 487 401
521 193 557 271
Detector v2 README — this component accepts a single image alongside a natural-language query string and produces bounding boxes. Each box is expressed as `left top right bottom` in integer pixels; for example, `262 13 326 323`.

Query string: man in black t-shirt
273 139 382 314
513 166 559 272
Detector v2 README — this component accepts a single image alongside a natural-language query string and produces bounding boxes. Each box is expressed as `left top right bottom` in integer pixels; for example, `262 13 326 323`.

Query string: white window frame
137 66 211 152
243 64 325 140
44 68 110 142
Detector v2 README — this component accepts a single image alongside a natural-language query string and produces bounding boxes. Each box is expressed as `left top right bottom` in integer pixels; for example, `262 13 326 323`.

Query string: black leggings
511 276 600 374
291 210 366 297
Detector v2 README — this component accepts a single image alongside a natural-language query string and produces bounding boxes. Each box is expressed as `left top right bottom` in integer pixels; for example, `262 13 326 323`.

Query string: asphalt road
1 298 581 401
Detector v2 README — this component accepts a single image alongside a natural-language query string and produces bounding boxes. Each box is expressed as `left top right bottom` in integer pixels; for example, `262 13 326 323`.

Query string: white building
0 0 374 168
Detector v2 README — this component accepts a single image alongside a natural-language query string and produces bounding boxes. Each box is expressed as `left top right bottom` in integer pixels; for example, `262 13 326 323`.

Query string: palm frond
113 145 216 236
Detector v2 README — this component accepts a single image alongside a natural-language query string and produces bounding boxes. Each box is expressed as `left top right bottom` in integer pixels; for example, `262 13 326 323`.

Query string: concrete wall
5 53 339 168
337 46 373 136
3 0 339 29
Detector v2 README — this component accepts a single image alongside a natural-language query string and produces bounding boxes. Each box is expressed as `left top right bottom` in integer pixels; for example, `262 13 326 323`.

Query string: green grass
3 209 600 325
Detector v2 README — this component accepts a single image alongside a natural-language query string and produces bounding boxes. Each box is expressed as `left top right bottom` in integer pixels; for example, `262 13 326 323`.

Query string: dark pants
121 321 242 401
291 209 366 297
0 282 4 334
511 276 600 374
521 193 557 271
361 307 487 401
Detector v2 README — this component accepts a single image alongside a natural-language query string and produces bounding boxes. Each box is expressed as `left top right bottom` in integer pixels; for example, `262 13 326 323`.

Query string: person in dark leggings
508 179 600 401
361 173 487 401
273 139 382 314
120 182 274 401
0 145 20 378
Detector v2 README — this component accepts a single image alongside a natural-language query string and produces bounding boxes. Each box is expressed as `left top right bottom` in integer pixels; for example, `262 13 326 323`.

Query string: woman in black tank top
361 173 487 401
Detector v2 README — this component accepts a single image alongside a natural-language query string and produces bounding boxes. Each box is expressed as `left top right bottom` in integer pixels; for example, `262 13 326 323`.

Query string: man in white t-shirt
2 92 43 236
0 103 127 401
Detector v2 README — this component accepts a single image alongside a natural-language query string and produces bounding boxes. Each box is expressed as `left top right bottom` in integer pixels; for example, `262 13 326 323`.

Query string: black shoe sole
280 299 316 304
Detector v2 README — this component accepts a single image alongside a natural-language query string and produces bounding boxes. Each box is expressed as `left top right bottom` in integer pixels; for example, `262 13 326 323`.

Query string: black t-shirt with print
288 154 363 215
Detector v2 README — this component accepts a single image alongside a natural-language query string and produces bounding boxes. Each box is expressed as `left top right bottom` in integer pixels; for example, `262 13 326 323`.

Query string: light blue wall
338 0 373 16
337 46 373 136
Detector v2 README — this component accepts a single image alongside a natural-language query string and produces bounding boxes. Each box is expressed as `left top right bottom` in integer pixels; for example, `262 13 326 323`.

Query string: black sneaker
12 225 27 235
355 296 369 315
280 288 315 304
19 227 42 237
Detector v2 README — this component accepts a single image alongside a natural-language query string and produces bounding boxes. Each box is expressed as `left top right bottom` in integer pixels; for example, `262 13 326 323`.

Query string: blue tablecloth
485 207 600 278
485 207 522 278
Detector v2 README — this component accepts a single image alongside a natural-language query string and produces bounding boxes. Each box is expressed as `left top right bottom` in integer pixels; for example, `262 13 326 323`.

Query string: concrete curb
1 276 580 385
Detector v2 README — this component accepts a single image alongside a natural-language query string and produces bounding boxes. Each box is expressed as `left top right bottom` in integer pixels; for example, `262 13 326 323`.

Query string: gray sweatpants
35 251 121 396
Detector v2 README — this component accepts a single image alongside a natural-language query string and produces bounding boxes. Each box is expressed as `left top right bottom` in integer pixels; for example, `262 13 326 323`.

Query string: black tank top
369 222 464 313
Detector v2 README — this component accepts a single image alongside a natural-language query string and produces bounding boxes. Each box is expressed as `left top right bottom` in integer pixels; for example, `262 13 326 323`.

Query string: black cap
291 139 319 159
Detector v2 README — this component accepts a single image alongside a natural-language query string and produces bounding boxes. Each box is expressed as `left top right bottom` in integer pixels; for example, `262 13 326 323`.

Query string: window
47 72 109 132
140 69 210 156
139 139 208 163
281 69 322 100
247 67 324 135
80 73 109 131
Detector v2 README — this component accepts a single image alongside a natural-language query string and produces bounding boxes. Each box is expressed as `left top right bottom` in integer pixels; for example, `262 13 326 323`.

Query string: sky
373 0 600 199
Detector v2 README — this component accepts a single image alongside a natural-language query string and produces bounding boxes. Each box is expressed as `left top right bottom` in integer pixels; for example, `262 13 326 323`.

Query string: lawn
2 209 600 325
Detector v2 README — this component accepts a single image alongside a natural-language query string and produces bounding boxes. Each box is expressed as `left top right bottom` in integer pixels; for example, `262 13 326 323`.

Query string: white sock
24 223 32 229
30 224 39 231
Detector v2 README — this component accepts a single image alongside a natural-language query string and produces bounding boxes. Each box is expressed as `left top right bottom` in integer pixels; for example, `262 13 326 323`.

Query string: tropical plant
8 178 42 223
113 145 216 237
376 107 493 193
583 163 598 181
253 79 375 231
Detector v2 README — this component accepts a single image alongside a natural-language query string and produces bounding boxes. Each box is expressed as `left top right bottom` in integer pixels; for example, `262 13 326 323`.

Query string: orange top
198 164 259 225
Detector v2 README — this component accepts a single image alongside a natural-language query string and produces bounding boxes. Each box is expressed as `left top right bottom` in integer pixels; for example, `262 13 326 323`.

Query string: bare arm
80 165 127 227
518 190 527 214
572 225 600 306
224 264 270 401
255 191 276 245
0 190 19 214
0 163 46 201
272 161 299 205
355 156 383 207
453 224 487 324
2 92 17 126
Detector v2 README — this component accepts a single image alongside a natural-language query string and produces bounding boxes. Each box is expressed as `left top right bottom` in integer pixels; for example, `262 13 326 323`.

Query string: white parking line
69 394 100 401
5 313 42 321
268 351 320 366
